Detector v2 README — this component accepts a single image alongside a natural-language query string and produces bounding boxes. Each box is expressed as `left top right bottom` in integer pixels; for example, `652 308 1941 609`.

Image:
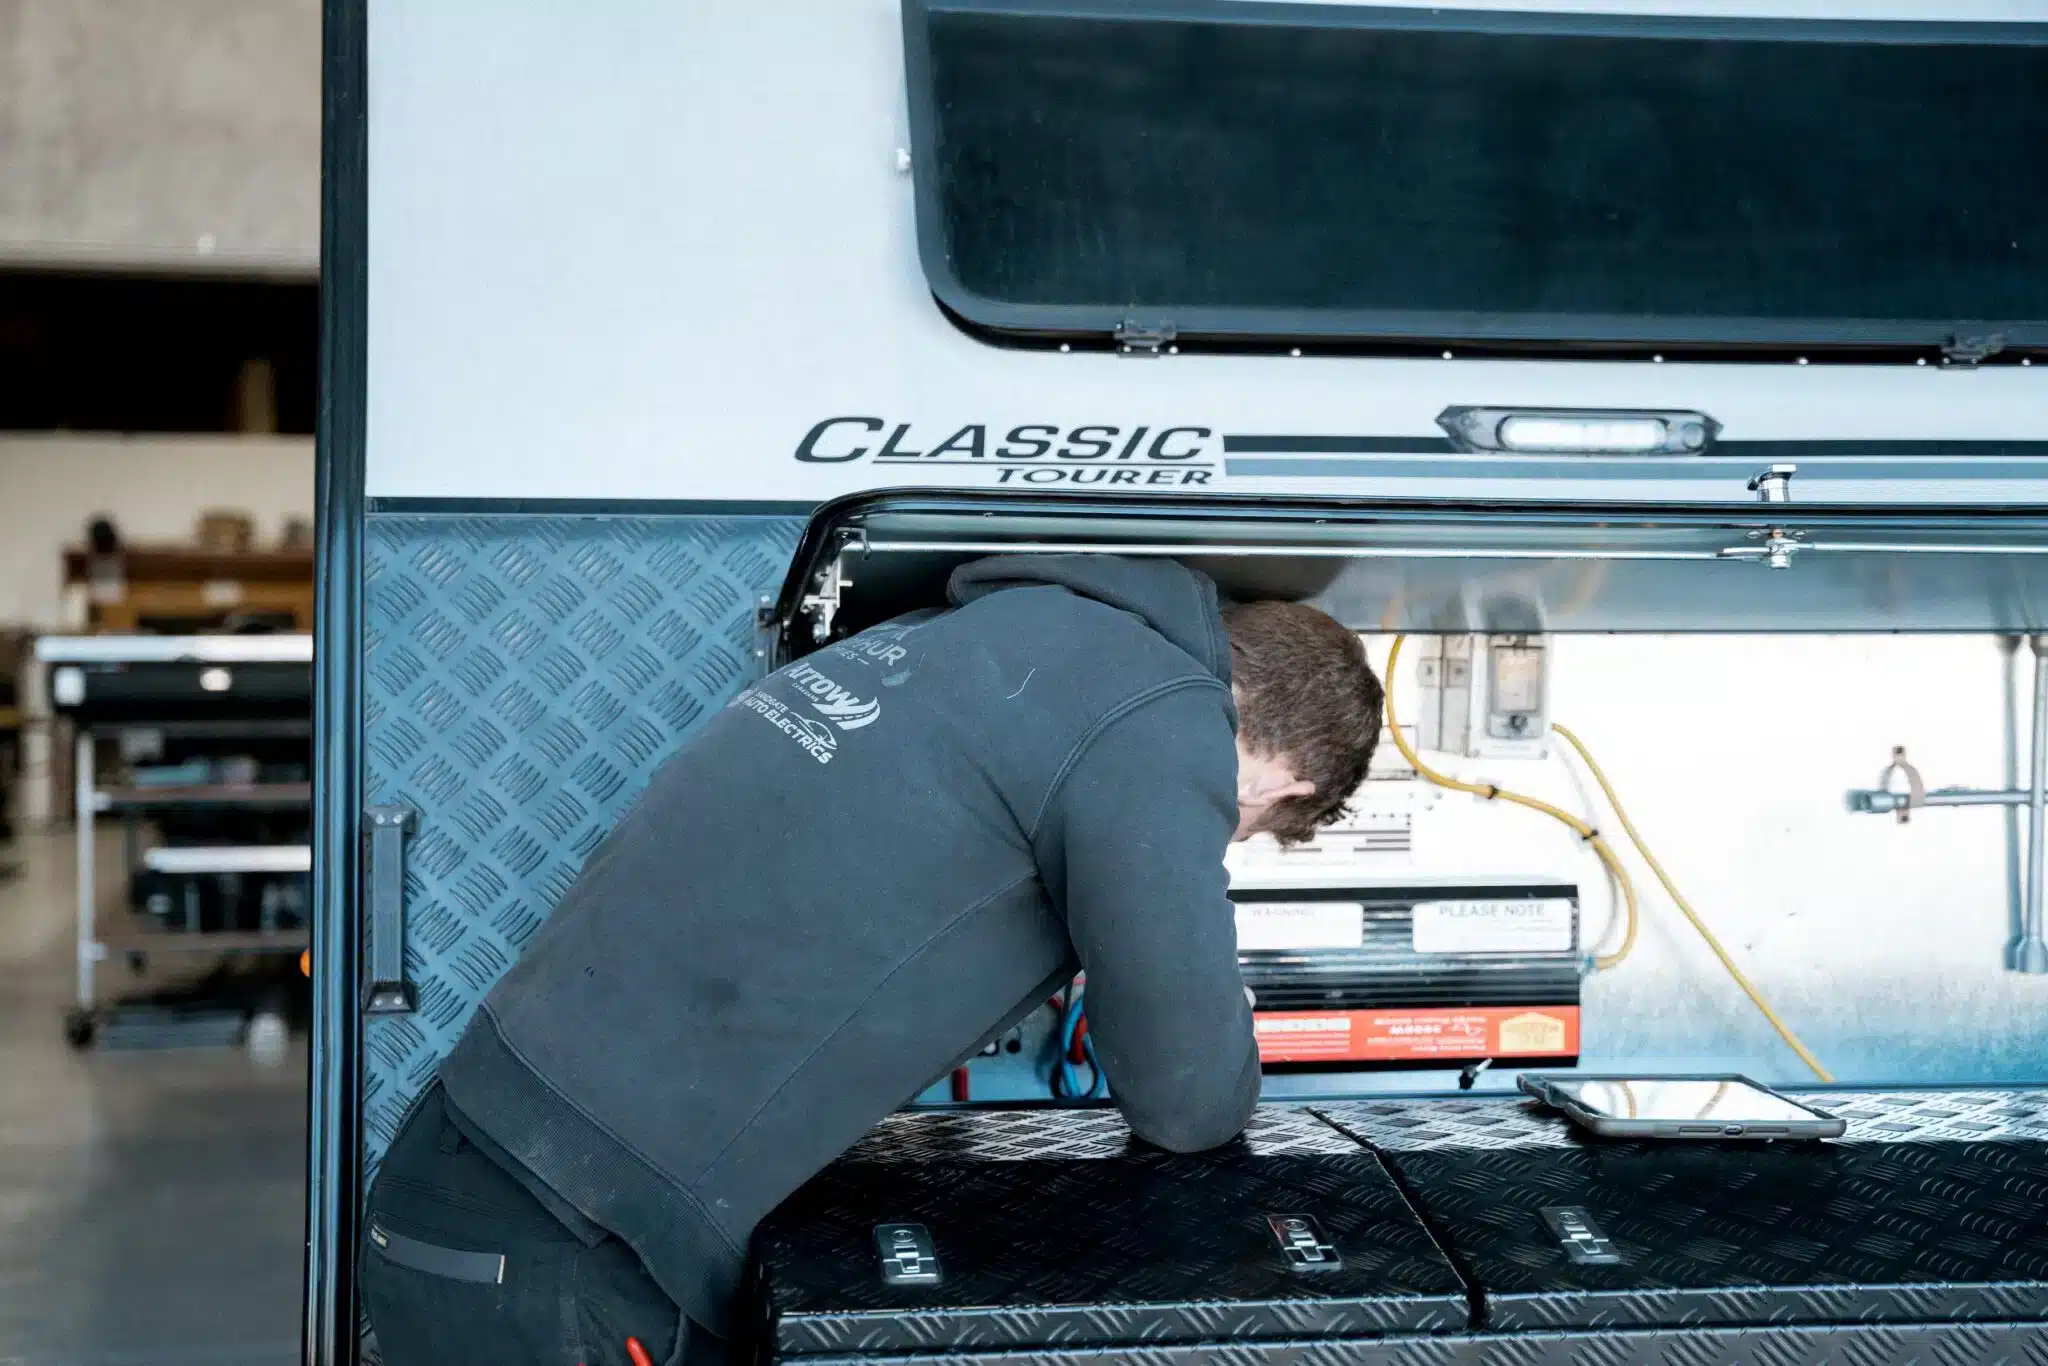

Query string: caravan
314 1 2048 1361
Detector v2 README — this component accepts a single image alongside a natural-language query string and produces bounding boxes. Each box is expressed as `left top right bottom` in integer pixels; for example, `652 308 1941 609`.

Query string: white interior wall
1243 633 2048 1091
0 434 315 629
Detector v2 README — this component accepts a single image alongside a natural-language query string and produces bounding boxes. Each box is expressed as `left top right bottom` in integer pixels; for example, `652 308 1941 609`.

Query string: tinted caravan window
906 3 2048 351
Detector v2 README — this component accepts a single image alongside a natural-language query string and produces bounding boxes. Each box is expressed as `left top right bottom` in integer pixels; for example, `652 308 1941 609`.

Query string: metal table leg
76 728 95 1009
65 728 98 1046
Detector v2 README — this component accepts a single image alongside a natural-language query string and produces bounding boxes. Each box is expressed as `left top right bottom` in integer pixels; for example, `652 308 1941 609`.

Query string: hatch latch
1747 464 1796 504
1720 465 1804 568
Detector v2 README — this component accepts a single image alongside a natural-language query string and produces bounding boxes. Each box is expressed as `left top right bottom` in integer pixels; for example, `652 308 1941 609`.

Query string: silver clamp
1877 745 1927 825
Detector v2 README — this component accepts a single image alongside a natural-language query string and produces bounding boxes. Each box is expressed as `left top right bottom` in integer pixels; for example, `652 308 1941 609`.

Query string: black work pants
362 1084 714 1366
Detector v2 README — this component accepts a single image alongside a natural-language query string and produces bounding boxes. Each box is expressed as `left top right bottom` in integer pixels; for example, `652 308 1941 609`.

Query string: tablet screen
1548 1078 1823 1125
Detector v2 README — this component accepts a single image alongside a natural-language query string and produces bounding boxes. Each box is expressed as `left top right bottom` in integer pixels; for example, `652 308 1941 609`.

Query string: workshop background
0 3 318 1364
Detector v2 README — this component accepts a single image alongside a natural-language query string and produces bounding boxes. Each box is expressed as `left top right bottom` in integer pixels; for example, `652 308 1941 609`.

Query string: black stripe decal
367 497 820 517
1225 435 1457 454
1224 435 2048 458
1718 440 2048 458
368 1223 506 1284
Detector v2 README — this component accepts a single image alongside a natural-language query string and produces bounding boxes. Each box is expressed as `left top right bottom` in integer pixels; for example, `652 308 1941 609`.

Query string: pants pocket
362 1226 580 1366
363 1083 682 1366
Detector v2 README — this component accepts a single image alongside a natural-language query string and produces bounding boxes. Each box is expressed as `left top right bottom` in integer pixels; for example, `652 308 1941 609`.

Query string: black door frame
309 0 368 1362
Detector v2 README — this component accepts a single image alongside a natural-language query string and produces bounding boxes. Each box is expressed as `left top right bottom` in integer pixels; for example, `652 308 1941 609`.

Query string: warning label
1253 1006 1580 1064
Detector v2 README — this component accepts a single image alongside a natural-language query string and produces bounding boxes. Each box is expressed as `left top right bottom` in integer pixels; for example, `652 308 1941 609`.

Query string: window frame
901 0 2048 356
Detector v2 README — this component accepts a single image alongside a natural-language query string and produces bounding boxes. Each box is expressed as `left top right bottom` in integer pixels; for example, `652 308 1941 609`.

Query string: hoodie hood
947 554 1231 685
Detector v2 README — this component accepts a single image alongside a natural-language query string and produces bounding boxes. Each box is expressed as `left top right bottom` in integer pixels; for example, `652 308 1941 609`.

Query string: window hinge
1114 320 1176 357
1943 332 2006 366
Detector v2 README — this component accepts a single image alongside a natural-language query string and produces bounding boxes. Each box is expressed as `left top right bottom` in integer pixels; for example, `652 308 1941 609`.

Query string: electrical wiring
1381 635 1832 1083
1053 990 1105 1099
1549 723 1834 1084
1383 635 1640 970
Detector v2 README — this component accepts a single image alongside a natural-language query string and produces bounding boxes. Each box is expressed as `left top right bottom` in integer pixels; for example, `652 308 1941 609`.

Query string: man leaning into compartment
362 554 1384 1366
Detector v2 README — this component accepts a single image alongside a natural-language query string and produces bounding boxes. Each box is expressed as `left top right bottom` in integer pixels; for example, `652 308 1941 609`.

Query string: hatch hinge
799 558 848 643
798 532 866 643
1943 331 2007 366
1114 320 1177 357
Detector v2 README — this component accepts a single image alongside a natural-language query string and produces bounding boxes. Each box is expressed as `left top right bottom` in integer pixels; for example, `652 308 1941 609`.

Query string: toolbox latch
875 1223 942 1286
1267 1214 1342 1272
1541 1206 1623 1266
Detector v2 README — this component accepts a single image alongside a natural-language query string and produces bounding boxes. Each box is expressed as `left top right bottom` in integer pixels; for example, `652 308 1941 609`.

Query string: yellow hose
1380 634 1832 1083
1383 636 1639 970
1550 723 1834 1083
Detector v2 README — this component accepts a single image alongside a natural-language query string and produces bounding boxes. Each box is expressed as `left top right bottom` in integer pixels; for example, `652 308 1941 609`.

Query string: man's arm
1038 683 1260 1152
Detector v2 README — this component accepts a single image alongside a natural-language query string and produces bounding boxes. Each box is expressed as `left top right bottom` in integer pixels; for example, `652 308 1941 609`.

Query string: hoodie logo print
788 663 881 731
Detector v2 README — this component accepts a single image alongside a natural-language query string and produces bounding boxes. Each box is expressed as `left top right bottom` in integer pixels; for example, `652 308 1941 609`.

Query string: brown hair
1221 602 1383 845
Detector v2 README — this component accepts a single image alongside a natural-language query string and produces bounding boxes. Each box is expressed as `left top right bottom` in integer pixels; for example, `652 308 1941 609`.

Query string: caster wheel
64 1008 97 1049
246 1011 289 1067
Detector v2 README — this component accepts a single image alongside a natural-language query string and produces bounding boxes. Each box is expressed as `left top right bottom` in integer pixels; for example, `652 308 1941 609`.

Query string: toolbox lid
1318 1092 2048 1331
752 1108 1471 1354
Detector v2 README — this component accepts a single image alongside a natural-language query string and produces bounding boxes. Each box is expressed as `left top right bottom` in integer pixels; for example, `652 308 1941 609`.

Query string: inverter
1234 879 1582 1070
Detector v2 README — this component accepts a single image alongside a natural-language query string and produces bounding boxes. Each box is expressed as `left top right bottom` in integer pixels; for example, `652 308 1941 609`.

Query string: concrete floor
0 830 305 1366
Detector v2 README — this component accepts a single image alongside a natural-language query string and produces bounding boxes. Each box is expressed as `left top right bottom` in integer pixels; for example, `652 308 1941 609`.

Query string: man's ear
1232 772 1316 842
1238 774 1316 809
1273 777 1316 805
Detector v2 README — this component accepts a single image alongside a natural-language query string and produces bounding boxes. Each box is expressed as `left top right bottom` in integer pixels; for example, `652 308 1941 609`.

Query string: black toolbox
750 1108 1469 1358
1319 1090 2048 1361
750 1094 2048 1366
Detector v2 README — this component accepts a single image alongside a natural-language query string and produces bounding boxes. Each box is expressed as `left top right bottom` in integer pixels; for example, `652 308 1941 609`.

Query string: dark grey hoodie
436 554 1261 1335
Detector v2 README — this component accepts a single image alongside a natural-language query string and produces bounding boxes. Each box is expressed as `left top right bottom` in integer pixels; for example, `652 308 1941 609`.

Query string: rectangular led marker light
1438 407 1719 456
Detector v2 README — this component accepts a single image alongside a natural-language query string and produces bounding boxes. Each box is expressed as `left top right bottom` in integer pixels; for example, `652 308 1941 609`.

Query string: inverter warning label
1253 1006 1580 1063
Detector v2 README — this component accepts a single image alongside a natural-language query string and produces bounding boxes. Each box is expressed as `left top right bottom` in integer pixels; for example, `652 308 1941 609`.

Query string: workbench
35 634 313 1045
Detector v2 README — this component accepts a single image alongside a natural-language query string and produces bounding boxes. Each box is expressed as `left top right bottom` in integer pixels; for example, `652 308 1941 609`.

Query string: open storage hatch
772 491 2048 659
